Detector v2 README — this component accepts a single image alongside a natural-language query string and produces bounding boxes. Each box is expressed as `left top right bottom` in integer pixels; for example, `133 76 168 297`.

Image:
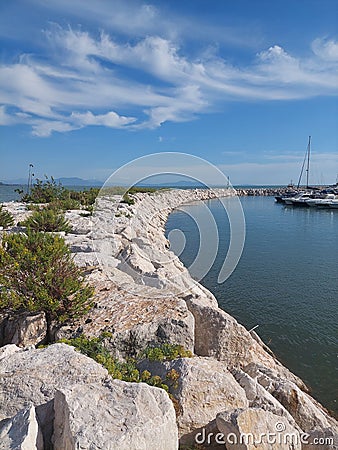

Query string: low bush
0 205 14 228
121 193 135 205
143 343 193 361
57 335 193 404
19 176 99 209
58 335 169 389
0 231 94 331
21 176 66 203
48 198 81 211
22 209 72 232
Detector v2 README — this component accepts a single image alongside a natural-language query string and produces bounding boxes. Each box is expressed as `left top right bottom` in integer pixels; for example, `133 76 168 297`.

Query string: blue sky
1 0 337 185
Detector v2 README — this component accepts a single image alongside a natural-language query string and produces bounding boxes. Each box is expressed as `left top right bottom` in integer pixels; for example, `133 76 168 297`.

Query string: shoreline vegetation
0 179 337 448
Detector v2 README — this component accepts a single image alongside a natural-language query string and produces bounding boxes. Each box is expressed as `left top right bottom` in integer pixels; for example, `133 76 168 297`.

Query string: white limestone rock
52 380 178 450
0 343 108 421
138 356 248 444
0 405 44 450
216 407 302 450
232 369 299 429
244 363 337 432
0 344 21 362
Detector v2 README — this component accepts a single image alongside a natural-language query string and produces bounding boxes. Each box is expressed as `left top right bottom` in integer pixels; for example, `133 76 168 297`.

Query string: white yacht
283 192 313 206
306 193 337 207
328 199 338 209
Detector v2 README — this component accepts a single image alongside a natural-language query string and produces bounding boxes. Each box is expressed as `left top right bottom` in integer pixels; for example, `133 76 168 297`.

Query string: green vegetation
100 185 158 196
57 335 193 411
121 193 135 205
21 208 72 233
143 343 193 361
0 231 94 330
58 335 175 391
120 187 159 206
18 176 100 210
20 176 67 203
0 205 14 228
17 176 159 213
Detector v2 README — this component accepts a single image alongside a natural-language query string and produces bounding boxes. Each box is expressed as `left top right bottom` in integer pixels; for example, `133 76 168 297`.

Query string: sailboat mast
306 136 311 188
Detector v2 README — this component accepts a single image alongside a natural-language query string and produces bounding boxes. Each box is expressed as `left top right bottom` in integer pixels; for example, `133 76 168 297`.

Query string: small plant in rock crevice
143 343 193 361
55 335 193 415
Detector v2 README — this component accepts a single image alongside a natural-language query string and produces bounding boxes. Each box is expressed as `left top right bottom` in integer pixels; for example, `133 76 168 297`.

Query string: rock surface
216 408 302 450
53 380 178 450
138 356 249 444
0 343 179 449
0 343 108 421
0 405 44 450
0 311 47 347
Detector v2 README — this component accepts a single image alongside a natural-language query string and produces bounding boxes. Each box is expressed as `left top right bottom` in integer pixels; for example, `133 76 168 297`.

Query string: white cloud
312 38 338 62
0 22 337 136
32 120 77 137
70 111 136 127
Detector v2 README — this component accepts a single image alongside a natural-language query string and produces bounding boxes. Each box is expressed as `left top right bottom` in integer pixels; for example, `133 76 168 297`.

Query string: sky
0 0 337 185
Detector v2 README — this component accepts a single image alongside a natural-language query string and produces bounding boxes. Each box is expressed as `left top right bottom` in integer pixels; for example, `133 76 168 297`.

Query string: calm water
166 196 338 415
0 185 25 202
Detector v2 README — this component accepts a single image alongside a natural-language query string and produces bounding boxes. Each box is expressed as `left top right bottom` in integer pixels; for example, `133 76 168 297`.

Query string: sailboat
282 136 315 206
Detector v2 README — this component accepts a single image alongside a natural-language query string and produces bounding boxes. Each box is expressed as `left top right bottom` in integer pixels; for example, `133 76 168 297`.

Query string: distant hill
55 177 103 187
2 177 103 187
136 180 209 188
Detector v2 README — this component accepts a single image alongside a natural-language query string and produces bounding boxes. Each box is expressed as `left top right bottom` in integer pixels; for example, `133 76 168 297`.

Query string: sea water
166 195 338 415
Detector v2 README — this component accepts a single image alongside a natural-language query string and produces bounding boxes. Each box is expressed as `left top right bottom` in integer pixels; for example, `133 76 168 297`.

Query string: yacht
306 193 337 207
328 199 338 209
283 191 313 206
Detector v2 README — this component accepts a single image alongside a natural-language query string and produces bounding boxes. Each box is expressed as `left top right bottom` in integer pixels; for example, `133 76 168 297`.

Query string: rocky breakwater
0 190 337 449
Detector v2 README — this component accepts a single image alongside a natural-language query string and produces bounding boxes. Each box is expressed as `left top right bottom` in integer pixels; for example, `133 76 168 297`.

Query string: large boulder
138 356 248 444
244 363 337 433
0 343 108 421
216 407 302 450
0 405 44 450
0 343 179 449
52 380 178 450
232 369 299 428
0 343 108 447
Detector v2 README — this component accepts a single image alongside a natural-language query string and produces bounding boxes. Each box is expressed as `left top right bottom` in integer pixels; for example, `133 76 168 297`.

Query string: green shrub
58 334 142 382
49 198 81 211
0 231 94 329
22 209 72 232
121 193 135 205
22 176 67 203
0 205 14 228
78 188 100 206
143 344 193 362
57 336 187 396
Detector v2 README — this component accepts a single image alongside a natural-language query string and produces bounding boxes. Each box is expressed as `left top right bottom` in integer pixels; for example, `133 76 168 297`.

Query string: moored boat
283 191 313 206
328 199 338 209
306 193 337 207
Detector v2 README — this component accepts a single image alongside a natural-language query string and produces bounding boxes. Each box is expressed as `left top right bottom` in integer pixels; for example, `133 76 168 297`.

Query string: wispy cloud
0 7 337 136
219 152 338 185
